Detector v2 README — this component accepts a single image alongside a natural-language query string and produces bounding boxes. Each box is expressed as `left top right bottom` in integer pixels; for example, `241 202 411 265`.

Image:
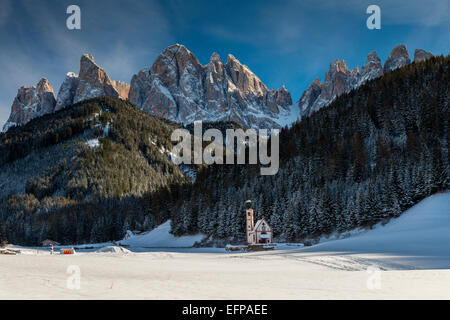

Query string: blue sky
0 0 449 127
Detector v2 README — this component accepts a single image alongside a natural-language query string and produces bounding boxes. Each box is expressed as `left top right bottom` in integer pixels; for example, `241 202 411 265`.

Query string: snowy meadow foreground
1 249 450 300
1 193 449 300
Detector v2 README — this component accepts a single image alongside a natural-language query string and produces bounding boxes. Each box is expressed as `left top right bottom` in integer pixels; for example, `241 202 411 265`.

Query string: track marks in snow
224 251 414 271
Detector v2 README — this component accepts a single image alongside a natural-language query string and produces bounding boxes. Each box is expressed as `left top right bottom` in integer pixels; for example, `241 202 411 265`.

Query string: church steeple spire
245 200 255 244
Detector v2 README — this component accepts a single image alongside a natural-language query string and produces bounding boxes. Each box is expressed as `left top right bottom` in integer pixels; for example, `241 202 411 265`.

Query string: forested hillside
0 56 448 246
0 97 191 244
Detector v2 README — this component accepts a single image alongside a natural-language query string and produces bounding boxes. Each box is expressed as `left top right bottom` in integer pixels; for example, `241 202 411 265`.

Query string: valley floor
1 192 449 300
0 249 450 299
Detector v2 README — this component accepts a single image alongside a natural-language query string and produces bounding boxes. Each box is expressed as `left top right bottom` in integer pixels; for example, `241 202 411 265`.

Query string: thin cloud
0 0 11 26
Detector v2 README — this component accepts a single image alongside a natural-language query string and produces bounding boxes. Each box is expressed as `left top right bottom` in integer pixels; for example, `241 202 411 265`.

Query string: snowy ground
0 192 449 299
120 220 205 248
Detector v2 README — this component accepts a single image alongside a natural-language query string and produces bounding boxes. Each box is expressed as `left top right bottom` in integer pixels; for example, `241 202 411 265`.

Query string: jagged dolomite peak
73 54 120 104
55 72 78 111
54 54 129 111
298 59 360 117
3 53 131 131
298 45 416 118
414 49 433 63
360 51 383 84
383 44 411 73
2 78 56 132
297 78 323 118
129 44 293 128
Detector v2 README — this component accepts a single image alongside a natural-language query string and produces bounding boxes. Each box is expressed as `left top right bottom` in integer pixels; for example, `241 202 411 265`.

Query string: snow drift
299 192 450 269
120 220 206 248
95 246 132 254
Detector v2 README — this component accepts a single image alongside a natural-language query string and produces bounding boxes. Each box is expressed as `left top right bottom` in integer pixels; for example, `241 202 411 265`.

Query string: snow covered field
120 221 205 248
1 192 449 300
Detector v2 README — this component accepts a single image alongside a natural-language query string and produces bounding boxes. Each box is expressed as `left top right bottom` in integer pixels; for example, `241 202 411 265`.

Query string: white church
245 200 273 245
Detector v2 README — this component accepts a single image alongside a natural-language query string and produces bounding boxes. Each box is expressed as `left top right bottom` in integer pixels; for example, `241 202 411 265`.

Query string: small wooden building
245 200 273 245
252 218 273 244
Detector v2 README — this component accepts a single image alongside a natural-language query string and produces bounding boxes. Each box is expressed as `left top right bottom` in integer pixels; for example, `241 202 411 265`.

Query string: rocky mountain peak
55 54 129 112
360 51 383 83
329 59 350 75
297 78 324 118
111 81 130 100
206 53 224 73
298 44 422 118
312 78 322 86
74 53 120 104
225 54 268 97
414 49 433 63
37 78 53 92
81 53 95 64
320 58 355 103
2 78 56 132
226 54 239 65
129 44 293 128
209 52 221 62
55 72 78 111
383 44 410 73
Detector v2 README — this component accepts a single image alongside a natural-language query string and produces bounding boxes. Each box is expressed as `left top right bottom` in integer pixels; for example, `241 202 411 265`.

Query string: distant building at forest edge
245 200 273 245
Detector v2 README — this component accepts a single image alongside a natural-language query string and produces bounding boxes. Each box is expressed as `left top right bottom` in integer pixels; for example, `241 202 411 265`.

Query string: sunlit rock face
3 54 131 131
129 44 293 128
298 59 361 117
2 78 56 131
54 54 130 111
73 54 120 104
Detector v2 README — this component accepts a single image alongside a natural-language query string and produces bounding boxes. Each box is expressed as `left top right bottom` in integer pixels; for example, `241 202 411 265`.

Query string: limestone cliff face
3 43 435 131
73 54 120 104
55 72 78 111
360 51 383 84
2 79 56 131
383 44 410 73
298 59 360 117
4 54 130 131
55 54 129 111
111 81 130 100
129 44 293 128
297 79 324 118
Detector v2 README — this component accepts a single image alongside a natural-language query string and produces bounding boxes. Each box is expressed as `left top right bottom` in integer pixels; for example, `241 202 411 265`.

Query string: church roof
253 218 272 232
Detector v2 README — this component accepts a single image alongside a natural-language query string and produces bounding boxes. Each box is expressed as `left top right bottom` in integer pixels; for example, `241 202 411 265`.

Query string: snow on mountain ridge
3 55 130 132
2 78 56 132
298 44 433 118
2 44 435 132
129 44 293 129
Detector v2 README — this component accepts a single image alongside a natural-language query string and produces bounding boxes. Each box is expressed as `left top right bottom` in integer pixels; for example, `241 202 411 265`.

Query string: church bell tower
245 200 254 244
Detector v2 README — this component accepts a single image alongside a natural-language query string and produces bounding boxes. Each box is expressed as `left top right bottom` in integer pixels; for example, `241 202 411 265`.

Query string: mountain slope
168 55 449 242
0 56 448 247
299 192 450 269
0 97 192 244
